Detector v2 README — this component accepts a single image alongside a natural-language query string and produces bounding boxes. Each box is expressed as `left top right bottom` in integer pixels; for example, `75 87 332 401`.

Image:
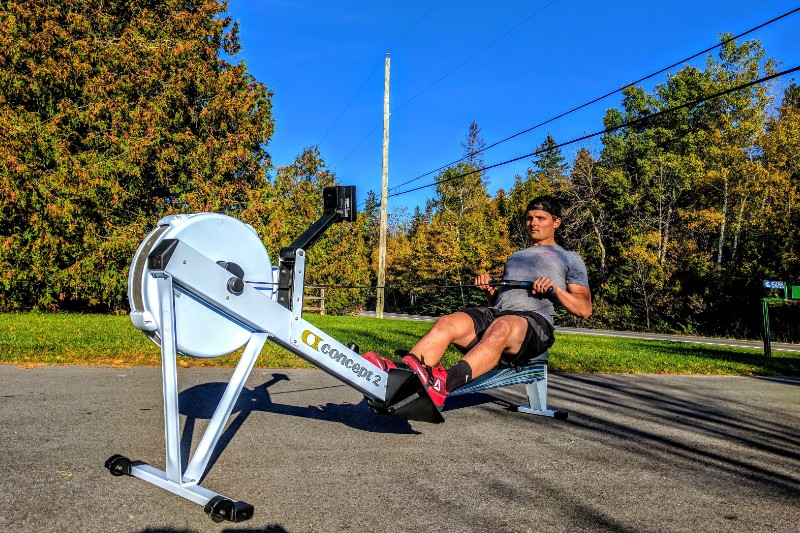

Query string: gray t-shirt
493 244 589 325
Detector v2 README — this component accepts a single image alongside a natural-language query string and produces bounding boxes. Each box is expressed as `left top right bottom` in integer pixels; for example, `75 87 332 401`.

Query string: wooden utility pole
376 53 390 319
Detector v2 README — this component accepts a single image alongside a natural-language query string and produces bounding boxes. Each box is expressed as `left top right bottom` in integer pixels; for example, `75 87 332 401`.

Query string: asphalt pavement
1 365 799 532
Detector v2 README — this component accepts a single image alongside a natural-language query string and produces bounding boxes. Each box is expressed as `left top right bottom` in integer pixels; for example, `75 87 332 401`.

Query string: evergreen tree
460 120 486 170
0 0 274 310
532 134 569 187
361 190 380 254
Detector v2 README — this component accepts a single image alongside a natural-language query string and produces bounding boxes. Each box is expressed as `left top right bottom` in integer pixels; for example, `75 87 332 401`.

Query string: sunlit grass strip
1 313 797 376
549 333 799 376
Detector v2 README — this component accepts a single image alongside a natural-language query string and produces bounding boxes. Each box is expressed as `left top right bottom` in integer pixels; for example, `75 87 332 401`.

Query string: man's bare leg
388 313 530 408
410 313 529 379
461 315 528 377
408 312 477 367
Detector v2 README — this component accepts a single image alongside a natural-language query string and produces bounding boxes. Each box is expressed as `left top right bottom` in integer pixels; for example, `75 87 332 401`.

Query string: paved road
361 312 800 353
2 365 799 532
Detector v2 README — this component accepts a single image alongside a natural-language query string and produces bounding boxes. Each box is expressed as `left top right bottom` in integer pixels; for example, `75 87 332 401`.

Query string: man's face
525 209 561 243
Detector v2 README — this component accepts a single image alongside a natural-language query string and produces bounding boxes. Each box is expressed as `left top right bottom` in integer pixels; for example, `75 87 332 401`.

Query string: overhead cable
389 6 800 192
319 0 445 148
334 122 382 172
389 0 559 115
334 0 558 170
388 64 800 198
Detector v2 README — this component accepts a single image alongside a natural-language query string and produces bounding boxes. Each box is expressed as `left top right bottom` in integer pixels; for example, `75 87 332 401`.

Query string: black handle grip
488 280 555 295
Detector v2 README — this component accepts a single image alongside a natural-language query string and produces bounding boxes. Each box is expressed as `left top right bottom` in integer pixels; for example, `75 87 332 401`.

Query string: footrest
367 368 444 424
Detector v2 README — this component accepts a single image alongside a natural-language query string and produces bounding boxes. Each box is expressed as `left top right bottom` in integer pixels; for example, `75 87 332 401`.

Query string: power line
389 0 559 115
319 0 445 148
334 0 558 170
317 61 383 148
386 0 446 52
388 64 800 198
389 6 800 193
334 122 382 172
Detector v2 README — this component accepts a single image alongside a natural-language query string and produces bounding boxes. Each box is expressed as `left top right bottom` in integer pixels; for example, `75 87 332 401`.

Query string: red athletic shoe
362 352 396 371
400 354 429 384
401 354 448 409
425 364 448 408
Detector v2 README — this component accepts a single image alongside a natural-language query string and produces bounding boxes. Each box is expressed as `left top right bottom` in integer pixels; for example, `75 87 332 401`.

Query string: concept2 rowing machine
106 186 443 522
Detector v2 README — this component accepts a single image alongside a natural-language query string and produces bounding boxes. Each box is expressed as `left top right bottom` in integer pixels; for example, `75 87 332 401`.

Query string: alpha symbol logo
301 330 322 350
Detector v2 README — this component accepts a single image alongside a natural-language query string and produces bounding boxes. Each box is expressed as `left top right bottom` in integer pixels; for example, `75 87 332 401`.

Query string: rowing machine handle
488 280 555 295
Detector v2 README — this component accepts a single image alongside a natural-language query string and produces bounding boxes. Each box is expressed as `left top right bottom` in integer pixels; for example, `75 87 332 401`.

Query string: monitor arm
276 186 356 310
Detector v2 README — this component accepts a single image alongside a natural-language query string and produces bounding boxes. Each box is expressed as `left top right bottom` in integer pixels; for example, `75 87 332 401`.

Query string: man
364 196 592 409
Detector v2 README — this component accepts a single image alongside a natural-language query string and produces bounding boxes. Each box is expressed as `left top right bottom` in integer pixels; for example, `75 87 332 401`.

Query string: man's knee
482 316 526 345
430 312 475 343
433 312 469 330
484 317 512 338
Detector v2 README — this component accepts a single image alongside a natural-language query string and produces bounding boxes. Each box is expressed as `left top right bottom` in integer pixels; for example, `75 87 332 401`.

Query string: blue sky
225 1 800 215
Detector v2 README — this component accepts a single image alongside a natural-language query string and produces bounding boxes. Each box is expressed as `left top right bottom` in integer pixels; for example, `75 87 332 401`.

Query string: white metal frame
112 241 394 520
126 273 272 511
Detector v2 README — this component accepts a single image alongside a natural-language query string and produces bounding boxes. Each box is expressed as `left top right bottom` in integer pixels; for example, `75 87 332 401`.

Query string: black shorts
457 307 555 367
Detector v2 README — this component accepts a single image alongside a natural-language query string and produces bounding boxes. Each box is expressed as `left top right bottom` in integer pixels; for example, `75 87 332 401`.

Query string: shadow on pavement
549 374 800 495
430 373 800 531
138 527 289 533
178 372 418 479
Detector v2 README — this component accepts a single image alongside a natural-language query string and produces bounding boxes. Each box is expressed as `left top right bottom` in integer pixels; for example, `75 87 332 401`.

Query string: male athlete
364 196 592 409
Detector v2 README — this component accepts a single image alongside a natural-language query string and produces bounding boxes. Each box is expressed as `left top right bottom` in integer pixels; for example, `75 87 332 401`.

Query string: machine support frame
108 186 448 521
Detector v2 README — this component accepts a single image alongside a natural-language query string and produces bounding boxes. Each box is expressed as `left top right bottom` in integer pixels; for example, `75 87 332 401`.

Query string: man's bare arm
531 277 592 319
558 284 592 319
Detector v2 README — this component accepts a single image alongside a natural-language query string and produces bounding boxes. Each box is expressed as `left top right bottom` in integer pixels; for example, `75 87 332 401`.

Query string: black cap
526 196 562 218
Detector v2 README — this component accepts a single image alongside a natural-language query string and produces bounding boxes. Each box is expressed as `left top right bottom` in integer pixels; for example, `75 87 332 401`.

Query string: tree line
0 0 371 314
1 1 798 340
377 39 800 341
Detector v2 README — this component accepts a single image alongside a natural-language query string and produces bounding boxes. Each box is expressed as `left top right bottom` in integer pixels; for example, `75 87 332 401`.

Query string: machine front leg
106 274 259 522
155 273 183 483
183 333 268 484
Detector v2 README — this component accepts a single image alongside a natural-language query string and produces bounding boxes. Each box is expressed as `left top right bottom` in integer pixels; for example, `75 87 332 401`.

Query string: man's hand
532 276 557 295
474 274 499 305
474 273 495 295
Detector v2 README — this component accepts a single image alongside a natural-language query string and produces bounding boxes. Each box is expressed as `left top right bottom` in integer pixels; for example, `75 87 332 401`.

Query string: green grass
1 312 798 376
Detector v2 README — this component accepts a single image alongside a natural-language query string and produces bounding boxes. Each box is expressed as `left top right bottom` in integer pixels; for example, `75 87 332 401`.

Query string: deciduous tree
0 0 273 310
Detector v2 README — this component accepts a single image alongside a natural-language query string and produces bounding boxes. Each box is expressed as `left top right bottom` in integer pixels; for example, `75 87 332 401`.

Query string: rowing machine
106 186 442 523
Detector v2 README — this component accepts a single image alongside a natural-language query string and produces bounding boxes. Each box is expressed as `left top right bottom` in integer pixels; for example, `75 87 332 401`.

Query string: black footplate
367 368 444 424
